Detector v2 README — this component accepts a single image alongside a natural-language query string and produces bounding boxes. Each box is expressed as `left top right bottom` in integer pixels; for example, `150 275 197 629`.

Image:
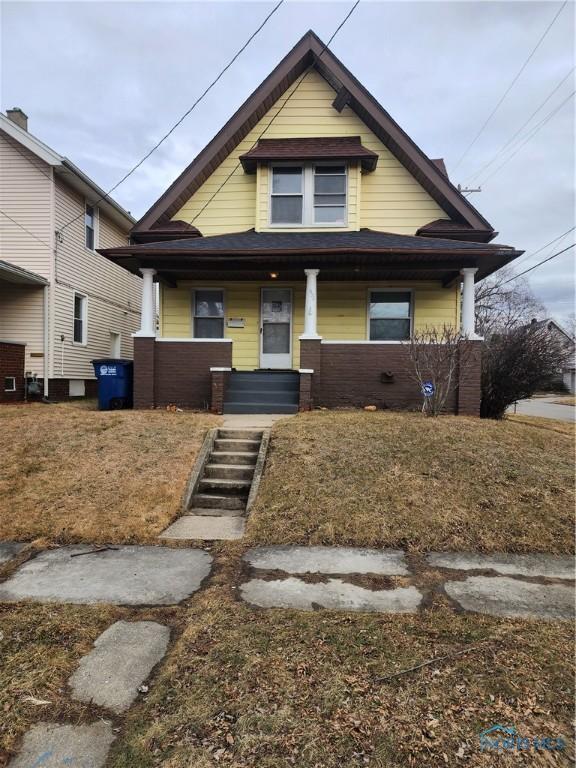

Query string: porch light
270 272 278 279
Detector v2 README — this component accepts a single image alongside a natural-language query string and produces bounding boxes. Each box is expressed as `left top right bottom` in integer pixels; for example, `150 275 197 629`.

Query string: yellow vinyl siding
160 281 458 370
173 69 448 235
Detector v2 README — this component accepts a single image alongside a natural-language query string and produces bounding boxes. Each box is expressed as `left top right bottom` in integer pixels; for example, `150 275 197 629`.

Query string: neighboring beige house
0 108 141 401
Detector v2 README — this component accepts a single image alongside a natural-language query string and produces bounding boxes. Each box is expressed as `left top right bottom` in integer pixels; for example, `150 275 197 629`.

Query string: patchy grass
247 411 574 553
108 580 574 768
0 403 219 544
0 603 119 761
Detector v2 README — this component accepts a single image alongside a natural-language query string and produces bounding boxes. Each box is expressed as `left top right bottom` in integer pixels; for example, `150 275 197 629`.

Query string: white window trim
366 288 414 342
4 376 16 392
72 291 88 346
191 288 226 339
268 161 348 228
110 331 121 357
85 202 98 252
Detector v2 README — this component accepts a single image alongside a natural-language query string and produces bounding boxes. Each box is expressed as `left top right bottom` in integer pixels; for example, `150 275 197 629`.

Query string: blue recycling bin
91 359 133 410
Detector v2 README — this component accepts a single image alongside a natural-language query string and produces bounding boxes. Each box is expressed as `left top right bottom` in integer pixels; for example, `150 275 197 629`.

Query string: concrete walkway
241 546 575 619
222 413 292 429
508 396 575 423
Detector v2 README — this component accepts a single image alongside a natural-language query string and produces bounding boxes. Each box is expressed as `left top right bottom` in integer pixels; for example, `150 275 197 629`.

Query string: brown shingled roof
239 136 378 172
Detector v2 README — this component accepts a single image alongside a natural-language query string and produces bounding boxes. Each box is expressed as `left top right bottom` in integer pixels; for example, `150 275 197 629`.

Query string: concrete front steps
223 371 299 414
160 429 266 541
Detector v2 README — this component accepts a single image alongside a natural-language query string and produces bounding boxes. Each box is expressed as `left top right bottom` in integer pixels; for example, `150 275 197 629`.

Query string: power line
0 208 52 249
512 226 575 269
452 0 567 172
56 0 285 235
465 66 575 184
476 88 574 186
501 243 575 285
186 0 361 228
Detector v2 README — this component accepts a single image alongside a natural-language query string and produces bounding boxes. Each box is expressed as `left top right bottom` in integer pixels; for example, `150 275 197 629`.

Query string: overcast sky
1 0 574 325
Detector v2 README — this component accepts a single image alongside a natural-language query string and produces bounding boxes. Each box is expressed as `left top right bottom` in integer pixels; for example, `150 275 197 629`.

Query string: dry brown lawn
0 402 219 544
107 571 574 768
247 411 574 553
551 396 576 406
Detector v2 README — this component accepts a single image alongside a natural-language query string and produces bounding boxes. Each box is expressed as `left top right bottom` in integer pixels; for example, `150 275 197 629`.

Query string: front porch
99 228 521 417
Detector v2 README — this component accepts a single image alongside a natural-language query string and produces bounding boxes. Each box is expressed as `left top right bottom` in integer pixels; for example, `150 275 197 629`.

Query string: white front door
260 288 292 369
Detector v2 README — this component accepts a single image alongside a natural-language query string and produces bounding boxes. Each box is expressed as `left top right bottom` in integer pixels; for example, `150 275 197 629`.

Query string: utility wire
185 0 361 228
0 208 52 249
512 226 575 269
477 88 574 186
465 66 575 184
501 243 575 285
452 0 567 172
56 0 285 235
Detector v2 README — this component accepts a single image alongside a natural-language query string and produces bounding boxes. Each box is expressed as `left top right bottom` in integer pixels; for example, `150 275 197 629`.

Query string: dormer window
270 163 347 226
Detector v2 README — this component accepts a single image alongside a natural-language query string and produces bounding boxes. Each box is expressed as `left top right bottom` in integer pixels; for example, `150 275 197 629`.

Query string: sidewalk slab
8 721 114 768
241 577 422 613
160 515 245 540
69 621 170 713
445 576 575 620
243 546 409 575
427 552 575 580
0 542 25 565
0 546 212 605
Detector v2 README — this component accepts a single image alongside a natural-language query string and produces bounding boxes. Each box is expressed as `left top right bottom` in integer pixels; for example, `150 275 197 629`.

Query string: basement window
369 291 412 341
193 289 224 338
4 376 16 392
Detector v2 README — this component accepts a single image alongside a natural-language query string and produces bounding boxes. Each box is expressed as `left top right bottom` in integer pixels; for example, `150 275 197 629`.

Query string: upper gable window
270 163 347 226
85 204 96 250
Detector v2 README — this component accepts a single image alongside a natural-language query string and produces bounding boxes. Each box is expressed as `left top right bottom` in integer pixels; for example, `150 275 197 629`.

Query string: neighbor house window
4 376 16 392
270 164 347 226
73 293 87 344
369 291 412 341
85 204 96 249
193 290 224 338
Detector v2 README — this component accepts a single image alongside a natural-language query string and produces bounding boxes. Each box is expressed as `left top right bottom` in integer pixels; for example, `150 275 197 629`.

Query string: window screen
194 290 224 338
369 292 412 341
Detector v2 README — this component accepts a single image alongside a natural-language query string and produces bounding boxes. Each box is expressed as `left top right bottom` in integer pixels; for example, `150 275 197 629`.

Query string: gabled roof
134 30 496 240
0 113 135 231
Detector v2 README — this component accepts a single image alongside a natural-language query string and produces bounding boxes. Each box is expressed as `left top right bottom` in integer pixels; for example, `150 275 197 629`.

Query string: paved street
509 396 575 423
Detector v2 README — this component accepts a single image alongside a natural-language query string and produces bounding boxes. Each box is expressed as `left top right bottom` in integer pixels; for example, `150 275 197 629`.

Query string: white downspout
43 285 49 398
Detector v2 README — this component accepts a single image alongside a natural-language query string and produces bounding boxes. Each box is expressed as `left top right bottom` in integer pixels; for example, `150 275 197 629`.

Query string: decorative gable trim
134 30 495 240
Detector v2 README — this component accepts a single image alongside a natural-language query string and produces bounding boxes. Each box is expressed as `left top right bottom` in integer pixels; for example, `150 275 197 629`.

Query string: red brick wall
307 341 482 415
457 340 483 416
134 338 233 410
0 342 25 403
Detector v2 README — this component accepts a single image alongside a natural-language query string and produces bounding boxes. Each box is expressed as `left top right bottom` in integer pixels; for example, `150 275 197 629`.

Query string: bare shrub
405 326 471 416
481 324 568 419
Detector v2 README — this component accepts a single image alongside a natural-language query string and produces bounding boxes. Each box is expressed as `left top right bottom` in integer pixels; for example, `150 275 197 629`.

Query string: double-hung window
369 291 412 341
73 293 87 344
193 290 224 338
270 163 347 226
85 204 96 250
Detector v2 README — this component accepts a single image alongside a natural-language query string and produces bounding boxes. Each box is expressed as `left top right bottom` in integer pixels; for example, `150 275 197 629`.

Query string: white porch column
461 267 479 338
300 268 321 339
134 267 157 337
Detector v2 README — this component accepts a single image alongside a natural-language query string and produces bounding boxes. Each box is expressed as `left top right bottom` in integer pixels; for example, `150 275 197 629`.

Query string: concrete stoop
160 428 269 541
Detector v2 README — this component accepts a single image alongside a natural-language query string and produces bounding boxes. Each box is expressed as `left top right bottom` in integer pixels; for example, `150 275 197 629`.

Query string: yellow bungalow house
101 30 522 415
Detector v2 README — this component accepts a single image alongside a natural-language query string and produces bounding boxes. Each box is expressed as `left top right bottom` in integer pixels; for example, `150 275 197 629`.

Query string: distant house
530 318 575 393
0 109 141 402
100 30 523 416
